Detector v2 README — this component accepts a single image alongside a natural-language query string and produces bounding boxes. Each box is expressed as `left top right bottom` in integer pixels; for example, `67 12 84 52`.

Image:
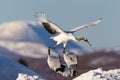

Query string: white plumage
47 48 61 72
37 13 102 52
63 52 78 68
47 48 76 77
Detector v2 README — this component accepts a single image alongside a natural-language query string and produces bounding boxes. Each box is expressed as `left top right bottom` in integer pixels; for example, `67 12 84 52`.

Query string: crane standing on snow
37 13 102 52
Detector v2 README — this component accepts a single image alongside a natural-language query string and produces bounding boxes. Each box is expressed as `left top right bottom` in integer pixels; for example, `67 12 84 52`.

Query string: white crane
37 13 102 52
47 48 76 78
47 47 62 73
63 51 78 69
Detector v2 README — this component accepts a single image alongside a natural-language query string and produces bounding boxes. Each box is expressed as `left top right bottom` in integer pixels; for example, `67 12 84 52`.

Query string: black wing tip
42 22 57 34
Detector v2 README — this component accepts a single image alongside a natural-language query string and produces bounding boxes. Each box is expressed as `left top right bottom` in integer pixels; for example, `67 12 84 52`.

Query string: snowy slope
0 41 49 58
0 46 21 59
16 73 43 80
0 21 92 58
0 21 41 42
73 68 120 80
0 56 46 80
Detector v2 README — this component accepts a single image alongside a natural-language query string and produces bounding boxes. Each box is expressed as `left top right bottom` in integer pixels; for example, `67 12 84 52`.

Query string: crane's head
76 37 92 46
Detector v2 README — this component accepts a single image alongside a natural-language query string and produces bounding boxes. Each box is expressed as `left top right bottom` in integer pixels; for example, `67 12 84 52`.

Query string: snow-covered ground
0 21 41 42
73 68 120 80
16 73 44 80
0 41 49 58
0 56 46 80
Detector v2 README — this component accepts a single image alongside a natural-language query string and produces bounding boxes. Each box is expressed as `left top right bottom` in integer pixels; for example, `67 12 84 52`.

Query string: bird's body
47 56 61 71
47 48 61 71
63 52 78 68
50 33 76 48
37 13 102 52
47 48 76 77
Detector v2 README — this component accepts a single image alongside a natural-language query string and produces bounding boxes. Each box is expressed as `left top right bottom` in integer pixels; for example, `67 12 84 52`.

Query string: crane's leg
53 71 57 78
63 47 66 53
63 42 67 53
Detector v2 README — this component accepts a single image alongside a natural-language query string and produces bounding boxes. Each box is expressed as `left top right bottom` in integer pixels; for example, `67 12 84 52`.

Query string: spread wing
68 18 102 33
37 13 64 34
41 20 64 34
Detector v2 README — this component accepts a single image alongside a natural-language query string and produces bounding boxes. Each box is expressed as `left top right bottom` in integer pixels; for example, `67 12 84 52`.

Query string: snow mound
0 21 41 42
0 56 46 80
16 73 44 80
0 41 47 58
0 21 48 58
73 68 120 80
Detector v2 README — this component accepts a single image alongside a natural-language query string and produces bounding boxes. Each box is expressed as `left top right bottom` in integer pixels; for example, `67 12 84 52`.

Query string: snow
0 56 46 80
0 21 53 58
73 68 120 80
16 73 44 80
0 21 119 80
0 41 48 58
0 21 41 42
0 20 93 58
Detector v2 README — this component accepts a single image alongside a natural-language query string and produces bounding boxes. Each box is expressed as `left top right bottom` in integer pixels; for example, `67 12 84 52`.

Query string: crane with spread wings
36 13 102 52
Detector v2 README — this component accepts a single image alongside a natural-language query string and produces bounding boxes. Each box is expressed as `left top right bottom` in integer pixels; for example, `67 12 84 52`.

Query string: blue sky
0 0 120 48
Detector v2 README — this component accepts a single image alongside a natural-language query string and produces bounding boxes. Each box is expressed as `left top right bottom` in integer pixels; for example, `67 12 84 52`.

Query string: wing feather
40 17 64 34
69 18 102 33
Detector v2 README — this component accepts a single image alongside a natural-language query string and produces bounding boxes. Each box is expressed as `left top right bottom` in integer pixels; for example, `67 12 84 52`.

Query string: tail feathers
35 12 47 22
35 12 46 19
55 64 65 73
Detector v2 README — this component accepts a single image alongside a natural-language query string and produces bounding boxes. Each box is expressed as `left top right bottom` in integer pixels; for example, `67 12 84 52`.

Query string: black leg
63 47 66 53
53 71 56 78
75 64 77 70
